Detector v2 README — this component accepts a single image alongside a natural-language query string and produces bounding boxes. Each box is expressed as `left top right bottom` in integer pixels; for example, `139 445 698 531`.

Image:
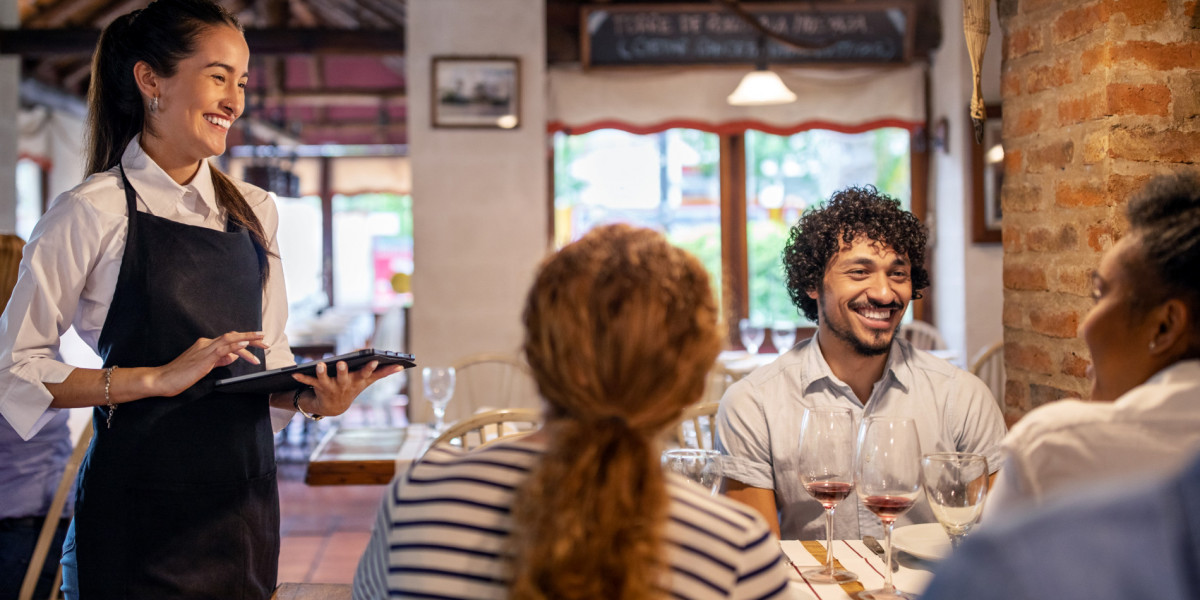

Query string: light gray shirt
715 333 1006 540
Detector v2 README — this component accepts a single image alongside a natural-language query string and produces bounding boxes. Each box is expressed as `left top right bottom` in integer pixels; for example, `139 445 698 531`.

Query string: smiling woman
0 1 406 599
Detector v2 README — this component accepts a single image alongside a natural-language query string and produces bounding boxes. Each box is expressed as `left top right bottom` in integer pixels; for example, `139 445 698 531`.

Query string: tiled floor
277 461 387 585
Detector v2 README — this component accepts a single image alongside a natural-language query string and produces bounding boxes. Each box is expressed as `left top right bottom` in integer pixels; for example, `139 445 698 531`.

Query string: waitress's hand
151 331 268 397
291 359 407 417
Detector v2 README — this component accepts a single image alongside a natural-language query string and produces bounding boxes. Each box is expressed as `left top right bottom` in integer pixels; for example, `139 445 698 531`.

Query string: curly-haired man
715 186 1006 542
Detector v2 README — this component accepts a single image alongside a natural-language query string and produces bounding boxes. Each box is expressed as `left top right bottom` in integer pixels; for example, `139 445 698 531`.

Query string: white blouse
0 137 296 439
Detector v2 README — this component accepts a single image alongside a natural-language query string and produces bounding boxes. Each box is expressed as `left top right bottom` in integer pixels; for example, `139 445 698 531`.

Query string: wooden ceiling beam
0 27 405 56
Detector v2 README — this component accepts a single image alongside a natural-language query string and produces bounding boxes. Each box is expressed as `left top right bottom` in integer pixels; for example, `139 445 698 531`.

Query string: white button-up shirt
715 332 1006 540
0 137 295 439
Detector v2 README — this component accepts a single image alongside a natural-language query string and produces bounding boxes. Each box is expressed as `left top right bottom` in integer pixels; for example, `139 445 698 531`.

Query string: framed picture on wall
971 104 1003 244
432 56 521 129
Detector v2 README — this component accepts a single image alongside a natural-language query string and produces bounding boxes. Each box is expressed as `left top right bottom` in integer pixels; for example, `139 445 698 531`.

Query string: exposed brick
1003 70 1023 97
1004 379 1030 412
1105 0 1168 25
1025 224 1078 252
1026 61 1073 94
1056 265 1095 296
1081 42 1113 74
1107 82 1170 117
1007 106 1043 138
1009 342 1055 374
1031 383 1075 407
1187 1 1197 18
1006 184 1043 212
1056 181 1107 207
1003 226 1023 252
1005 264 1050 290
1053 3 1107 43
1114 41 1200 71
1106 173 1153 203
1006 26 1044 60
1003 302 1026 328
1083 130 1110 164
1062 352 1091 378
1029 140 1075 171
1171 72 1200 122
1058 91 1105 126
1110 127 1200 163
1004 148 1024 178
1022 0 1067 15
1087 221 1121 251
1030 307 1081 338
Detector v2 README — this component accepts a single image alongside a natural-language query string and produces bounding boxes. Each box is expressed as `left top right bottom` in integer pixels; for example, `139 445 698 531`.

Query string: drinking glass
738 318 765 354
855 417 922 600
771 322 797 353
921 452 989 550
422 366 456 433
797 407 858 584
662 449 723 495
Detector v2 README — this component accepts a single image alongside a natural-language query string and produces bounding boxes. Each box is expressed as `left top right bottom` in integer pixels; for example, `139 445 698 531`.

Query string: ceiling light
727 69 797 106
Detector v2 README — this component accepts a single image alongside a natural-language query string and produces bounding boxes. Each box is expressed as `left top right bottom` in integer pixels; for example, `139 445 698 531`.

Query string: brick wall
998 0 1199 423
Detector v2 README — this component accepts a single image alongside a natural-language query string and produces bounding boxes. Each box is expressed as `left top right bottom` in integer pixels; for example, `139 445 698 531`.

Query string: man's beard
820 296 901 357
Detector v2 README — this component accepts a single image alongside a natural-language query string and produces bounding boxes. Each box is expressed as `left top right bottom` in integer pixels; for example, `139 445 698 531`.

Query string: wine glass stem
949 532 966 550
433 406 445 431
823 506 836 575
882 519 896 592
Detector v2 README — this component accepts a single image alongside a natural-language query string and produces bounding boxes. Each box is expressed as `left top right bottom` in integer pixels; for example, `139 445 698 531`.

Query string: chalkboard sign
582 2 914 68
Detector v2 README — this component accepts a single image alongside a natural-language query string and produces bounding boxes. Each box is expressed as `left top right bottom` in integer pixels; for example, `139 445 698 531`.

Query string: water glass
738 318 765 354
771 322 797 352
662 449 722 495
422 366 456 433
921 452 989 549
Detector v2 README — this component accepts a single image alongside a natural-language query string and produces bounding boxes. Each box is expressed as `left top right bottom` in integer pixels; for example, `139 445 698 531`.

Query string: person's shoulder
1006 398 1109 445
49 169 126 217
897 339 961 379
225 175 277 211
666 477 773 539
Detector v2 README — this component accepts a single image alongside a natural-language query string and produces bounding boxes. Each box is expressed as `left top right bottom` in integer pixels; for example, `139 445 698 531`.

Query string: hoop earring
150 96 159 113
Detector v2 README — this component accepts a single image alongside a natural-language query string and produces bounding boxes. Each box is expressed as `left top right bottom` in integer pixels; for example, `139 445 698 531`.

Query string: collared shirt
987 359 1200 518
715 332 1006 541
0 137 295 440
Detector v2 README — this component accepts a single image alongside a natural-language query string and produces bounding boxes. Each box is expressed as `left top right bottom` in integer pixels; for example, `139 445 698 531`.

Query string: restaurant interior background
2 0 1194 429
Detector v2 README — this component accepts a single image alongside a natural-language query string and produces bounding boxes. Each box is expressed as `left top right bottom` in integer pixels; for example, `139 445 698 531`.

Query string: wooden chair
20 424 92 600
900 320 948 351
422 408 542 458
443 353 539 422
970 340 1005 411
674 402 720 451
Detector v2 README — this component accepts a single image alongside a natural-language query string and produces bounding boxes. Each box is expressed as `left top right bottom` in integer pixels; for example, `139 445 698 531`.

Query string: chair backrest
900 320 948 351
423 408 542 457
674 402 720 451
970 340 1006 410
21 424 92 600
442 352 539 423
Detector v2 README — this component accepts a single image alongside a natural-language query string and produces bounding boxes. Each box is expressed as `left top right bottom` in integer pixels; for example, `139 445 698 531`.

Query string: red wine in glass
805 481 853 509
797 407 858 585
855 417 921 600
863 495 915 520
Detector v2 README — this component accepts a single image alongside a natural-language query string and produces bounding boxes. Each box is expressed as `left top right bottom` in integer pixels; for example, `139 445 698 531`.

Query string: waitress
0 1 404 598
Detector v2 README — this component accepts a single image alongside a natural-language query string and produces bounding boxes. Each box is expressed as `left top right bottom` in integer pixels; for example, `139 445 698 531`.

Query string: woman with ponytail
0 1 403 597
354 224 793 600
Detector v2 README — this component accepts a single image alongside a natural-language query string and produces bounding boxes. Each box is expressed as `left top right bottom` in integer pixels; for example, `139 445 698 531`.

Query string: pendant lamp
727 35 797 106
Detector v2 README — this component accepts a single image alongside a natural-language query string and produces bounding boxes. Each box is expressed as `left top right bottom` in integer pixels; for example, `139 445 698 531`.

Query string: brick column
998 0 1199 422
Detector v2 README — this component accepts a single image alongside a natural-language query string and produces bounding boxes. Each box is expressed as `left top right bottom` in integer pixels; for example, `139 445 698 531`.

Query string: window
332 193 413 311
552 127 916 346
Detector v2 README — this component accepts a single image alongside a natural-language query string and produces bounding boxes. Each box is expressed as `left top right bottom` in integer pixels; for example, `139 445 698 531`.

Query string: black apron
63 167 278 599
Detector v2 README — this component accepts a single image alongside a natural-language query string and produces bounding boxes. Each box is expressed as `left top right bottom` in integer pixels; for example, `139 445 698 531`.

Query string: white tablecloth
781 539 935 600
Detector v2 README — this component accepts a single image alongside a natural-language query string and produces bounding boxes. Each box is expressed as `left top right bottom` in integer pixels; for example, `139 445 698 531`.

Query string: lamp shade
727 70 797 106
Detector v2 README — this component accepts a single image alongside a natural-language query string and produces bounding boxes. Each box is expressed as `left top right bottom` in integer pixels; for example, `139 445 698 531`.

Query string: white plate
890 523 951 561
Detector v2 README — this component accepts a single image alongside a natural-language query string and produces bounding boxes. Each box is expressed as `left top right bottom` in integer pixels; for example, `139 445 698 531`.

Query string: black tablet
213 349 416 395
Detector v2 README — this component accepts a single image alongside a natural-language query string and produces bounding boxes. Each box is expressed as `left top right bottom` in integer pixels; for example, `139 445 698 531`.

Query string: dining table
304 424 434 486
781 539 935 599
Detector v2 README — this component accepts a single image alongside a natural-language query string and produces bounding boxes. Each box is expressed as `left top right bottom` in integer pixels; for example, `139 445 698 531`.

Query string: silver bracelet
293 386 323 421
104 366 117 429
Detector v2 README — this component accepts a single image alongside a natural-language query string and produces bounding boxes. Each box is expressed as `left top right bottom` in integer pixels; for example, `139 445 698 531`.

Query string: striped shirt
353 438 794 600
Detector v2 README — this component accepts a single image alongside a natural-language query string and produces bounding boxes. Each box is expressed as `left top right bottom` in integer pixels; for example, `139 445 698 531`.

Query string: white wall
408 0 548 422
929 0 1004 367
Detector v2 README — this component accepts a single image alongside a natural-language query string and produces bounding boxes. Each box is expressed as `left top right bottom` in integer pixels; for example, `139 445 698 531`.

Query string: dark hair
783 185 930 322
1125 172 1200 340
512 224 721 599
86 0 270 279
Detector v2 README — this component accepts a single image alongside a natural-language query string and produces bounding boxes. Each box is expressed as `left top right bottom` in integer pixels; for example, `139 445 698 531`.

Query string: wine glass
662 449 723 495
422 366 456 433
855 417 922 600
771 322 797 353
921 452 989 550
797 406 858 584
738 318 765 354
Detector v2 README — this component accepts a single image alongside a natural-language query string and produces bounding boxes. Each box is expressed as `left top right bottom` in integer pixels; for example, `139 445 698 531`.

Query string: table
304 424 433 486
781 539 934 600
270 583 351 600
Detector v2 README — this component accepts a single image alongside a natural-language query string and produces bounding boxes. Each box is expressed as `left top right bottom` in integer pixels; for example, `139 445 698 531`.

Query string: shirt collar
797 329 912 398
120 135 220 217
